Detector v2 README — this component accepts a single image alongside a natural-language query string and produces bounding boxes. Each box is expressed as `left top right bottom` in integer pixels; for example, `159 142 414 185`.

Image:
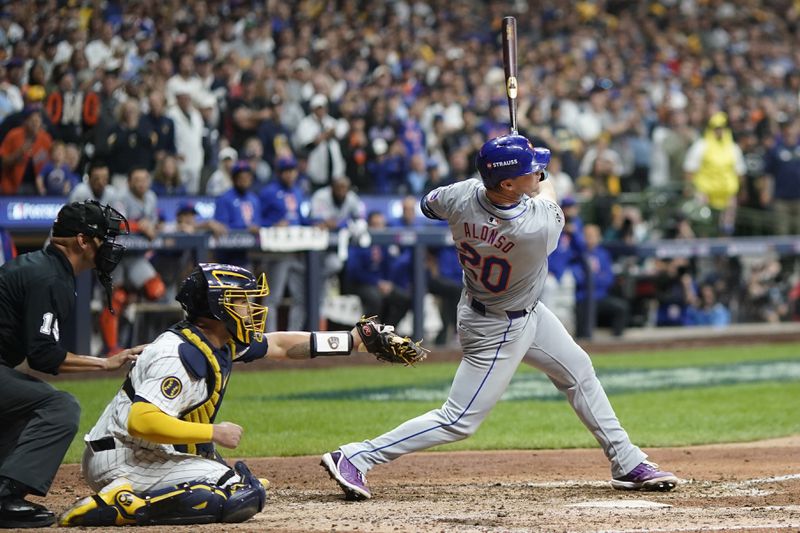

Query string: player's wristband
310 331 354 357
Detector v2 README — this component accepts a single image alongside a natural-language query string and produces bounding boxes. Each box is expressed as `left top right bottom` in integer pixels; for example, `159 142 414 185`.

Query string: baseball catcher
60 263 425 527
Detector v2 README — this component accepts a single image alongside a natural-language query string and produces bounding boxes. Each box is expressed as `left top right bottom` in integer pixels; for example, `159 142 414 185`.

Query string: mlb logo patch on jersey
487 216 499 226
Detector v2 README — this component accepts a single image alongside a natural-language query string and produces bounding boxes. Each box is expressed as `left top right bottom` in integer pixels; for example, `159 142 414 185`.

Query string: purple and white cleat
611 460 679 491
321 450 372 500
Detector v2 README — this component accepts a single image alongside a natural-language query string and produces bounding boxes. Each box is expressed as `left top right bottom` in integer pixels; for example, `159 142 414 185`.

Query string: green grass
57 342 800 463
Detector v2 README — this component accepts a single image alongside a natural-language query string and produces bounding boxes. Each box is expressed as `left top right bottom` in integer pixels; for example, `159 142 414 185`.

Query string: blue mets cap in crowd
231 160 253 177
276 156 297 171
476 134 551 189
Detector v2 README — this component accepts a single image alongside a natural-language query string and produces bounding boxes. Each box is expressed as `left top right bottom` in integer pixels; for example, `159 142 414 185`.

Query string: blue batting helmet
476 134 551 189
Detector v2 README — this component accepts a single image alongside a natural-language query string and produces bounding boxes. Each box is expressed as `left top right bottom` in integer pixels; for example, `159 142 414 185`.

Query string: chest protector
170 324 234 456
123 322 233 457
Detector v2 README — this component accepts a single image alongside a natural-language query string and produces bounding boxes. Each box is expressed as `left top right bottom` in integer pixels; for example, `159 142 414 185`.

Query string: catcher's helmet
176 263 270 345
476 134 551 189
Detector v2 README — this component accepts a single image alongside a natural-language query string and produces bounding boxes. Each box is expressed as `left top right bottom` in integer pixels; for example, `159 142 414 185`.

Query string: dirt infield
39 435 800 532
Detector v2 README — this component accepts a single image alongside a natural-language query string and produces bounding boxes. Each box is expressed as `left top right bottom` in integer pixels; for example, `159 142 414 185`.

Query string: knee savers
139 463 266 526
67 479 266 527
133 482 263 525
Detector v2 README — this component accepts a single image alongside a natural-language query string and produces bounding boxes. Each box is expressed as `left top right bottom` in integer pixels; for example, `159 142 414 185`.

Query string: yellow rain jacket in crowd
691 128 741 210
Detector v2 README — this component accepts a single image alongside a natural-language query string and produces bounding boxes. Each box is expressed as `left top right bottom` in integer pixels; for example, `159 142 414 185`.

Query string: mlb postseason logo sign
5 200 64 227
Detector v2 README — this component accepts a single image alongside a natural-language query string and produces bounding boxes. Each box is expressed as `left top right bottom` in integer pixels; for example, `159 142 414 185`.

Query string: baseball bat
502 16 518 135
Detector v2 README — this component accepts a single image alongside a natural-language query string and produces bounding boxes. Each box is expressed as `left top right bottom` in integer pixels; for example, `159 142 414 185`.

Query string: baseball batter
322 134 679 500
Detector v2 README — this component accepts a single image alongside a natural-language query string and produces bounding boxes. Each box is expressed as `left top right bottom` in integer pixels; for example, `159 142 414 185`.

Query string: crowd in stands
0 0 798 346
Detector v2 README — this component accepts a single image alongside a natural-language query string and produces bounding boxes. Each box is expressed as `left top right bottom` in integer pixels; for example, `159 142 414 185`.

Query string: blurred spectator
167 82 204 194
242 136 271 184
164 202 226 237
653 258 694 327
650 109 696 187
573 224 630 338
546 154 575 199
198 92 222 188
0 62 23 122
258 156 309 332
763 117 800 235
734 128 770 235
44 71 87 145
0 84 51 144
165 52 203 107
683 112 746 236
69 159 120 207
256 95 292 168
578 131 624 197
84 22 119 70
742 259 790 323
293 94 346 189
214 160 261 232
545 101 583 179
213 161 261 268
141 90 176 162
423 157 450 194
685 283 731 327
205 146 237 196
342 115 372 193
150 154 186 196
227 70 271 152
310 175 366 278
574 80 615 143
310 175 366 231
0 108 52 194
35 141 79 196
106 100 155 184
103 166 165 354
368 137 408 194
344 211 411 327
154 202 226 297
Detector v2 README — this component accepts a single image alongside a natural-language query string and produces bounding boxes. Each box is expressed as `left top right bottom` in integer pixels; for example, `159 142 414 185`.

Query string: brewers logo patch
328 336 340 350
160 376 182 399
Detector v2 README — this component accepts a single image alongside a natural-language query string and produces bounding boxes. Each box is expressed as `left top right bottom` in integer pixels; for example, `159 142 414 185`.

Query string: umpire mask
53 200 129 312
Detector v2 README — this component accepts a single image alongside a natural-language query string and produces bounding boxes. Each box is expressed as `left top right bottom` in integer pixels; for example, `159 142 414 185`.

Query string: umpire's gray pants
0 365 80 495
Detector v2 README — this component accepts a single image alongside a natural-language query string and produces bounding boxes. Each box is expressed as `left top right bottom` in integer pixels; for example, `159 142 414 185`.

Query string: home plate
567 500 672 509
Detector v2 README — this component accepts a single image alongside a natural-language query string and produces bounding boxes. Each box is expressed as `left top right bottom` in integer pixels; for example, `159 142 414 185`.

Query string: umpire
0 200 142 528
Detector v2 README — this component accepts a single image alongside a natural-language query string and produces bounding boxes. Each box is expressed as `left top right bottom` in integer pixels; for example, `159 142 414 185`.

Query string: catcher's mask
176 263 269 345
52 200 129 312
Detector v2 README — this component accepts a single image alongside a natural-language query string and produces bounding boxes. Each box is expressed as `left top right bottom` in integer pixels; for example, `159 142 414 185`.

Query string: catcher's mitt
355 316 428 366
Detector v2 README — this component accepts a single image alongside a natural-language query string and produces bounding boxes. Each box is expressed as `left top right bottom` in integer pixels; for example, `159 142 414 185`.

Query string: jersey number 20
457 243 511 293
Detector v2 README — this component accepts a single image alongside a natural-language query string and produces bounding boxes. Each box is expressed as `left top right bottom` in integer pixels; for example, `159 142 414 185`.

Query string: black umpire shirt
0 245 74 375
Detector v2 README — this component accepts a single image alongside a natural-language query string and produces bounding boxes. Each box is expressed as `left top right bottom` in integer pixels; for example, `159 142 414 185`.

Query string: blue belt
470 298 536 319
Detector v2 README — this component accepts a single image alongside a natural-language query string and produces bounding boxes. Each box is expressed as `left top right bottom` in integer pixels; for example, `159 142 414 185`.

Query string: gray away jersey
422 179 564 311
